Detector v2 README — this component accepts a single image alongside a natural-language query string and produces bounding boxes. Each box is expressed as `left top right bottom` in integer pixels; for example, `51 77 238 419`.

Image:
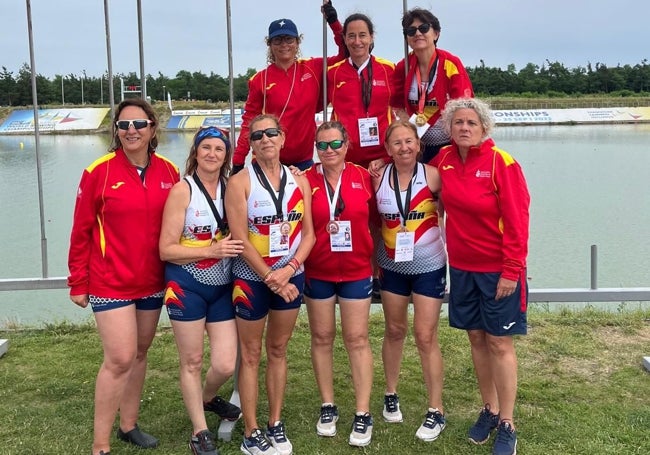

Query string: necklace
263 62 297 121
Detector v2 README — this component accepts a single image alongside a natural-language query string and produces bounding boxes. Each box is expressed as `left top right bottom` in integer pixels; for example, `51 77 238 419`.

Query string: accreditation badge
329 220 352 252
269 222 290 257
358 117 380 147
394 230 415 262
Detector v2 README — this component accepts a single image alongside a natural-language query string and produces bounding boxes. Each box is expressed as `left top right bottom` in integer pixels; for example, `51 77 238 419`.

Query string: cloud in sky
2 0 648 79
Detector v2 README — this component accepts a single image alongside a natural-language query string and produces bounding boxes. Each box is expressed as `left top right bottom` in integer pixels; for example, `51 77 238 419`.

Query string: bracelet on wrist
263 269 273 280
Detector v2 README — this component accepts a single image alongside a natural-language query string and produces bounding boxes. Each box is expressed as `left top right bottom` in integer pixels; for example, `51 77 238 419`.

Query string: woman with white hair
432 97 530 455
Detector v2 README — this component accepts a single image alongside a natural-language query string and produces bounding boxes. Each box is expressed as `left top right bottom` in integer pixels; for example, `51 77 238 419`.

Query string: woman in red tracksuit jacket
390 8 473 164
68 98 179 455
431 97 529 455
327 13 395 169
232 1 346 173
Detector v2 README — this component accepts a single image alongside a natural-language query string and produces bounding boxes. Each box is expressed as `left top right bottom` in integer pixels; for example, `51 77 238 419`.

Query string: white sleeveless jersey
233 164 305 281
179 176 232 285
375 163 446 274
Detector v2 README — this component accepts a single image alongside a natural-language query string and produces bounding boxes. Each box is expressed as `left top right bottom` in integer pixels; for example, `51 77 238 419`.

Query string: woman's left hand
264 265 294 291
496 277 518 300
288 165 305 177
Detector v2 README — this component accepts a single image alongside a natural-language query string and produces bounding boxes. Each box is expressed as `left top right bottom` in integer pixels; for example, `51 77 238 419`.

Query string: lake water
1 124 649 327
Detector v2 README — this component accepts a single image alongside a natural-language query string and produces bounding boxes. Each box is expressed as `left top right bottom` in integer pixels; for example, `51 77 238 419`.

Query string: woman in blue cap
232 1 346 174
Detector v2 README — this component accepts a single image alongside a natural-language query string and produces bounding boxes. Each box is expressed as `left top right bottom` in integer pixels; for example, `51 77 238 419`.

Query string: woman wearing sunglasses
232 1 346 174
390 8 473 163
372 121 447 443
159 127 244 455
303 121 377 447
68 98 180 455
225 114 315 455
326 13 394 169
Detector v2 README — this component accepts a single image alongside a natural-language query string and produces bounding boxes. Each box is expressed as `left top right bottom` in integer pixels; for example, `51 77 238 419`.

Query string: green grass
1 307 650 454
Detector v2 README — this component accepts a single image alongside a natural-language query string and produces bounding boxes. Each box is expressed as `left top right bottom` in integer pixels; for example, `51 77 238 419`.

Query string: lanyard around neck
253 161 287 219
322 164 345 220
192 172 227 234
391 164 418 227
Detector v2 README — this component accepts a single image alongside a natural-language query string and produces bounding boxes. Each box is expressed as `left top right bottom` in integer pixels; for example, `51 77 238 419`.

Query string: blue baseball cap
268 18 299 39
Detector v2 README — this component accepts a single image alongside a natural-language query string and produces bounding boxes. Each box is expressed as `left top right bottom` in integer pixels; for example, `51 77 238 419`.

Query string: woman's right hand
70 294 89 308
274 282 299 303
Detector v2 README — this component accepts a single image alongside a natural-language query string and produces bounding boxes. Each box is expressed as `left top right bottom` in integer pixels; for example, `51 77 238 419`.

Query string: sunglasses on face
115 119 152 130
250 127 280 141
404 23 432 37
315 140 344 151
270 35 297 45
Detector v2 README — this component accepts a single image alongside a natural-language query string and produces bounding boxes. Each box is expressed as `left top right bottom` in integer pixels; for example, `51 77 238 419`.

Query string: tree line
1 59 649 107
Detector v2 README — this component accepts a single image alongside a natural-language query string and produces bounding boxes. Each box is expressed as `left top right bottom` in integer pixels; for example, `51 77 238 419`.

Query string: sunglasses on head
116 119 152 130
404 23 432 37
315 140 344 151
195 126 230 149
250 127 280 141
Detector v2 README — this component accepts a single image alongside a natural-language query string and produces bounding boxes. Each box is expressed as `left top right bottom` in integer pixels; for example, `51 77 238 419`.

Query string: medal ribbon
414 52 438 117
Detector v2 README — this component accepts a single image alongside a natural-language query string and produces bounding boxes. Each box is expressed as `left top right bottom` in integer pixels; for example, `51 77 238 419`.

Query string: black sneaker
190 430 219 455
116 424 159 448
468 404 499 444
316 403 339 436
349 413 373 447
203 395 242 421
492 421 517 455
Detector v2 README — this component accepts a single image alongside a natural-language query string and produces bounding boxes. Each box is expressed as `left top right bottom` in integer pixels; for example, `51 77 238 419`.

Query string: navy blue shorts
448 266 528 336
163 266 234 322
89 292 163 313
304 276 373 300
379 265 447 299
232 274 304 321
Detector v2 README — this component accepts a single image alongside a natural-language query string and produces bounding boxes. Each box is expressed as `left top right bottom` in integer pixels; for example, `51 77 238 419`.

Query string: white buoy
20 142 24 149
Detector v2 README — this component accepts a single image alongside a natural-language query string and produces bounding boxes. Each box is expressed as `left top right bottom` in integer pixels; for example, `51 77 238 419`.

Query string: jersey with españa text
173 176 232 286
375 163 445 274
232 164 304 281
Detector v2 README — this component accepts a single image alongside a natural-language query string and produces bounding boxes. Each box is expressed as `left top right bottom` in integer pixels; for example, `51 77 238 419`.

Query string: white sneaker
349 413 373 447
382 393 403 423
266 421 292 455
316 404 339 436
415 408 446 441
241 428 278 455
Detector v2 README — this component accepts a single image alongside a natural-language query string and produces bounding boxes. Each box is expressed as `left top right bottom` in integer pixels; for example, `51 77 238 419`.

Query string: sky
1 0 648 80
